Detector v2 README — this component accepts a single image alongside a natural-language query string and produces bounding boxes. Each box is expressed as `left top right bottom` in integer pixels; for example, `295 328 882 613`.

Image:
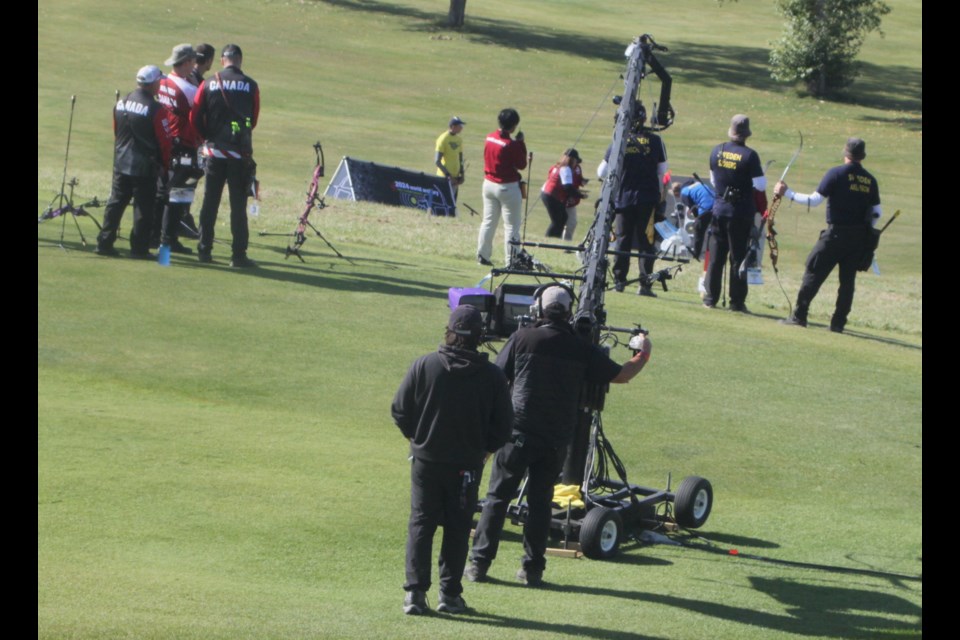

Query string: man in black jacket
190 44 260 267
96 65 172 259
467 286 652 586
392 305 513 615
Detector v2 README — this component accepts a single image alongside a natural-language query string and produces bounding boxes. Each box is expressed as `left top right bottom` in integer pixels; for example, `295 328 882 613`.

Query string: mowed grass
39 1 921 638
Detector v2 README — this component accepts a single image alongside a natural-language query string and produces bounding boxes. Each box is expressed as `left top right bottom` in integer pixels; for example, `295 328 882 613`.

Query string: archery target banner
324 156 457 216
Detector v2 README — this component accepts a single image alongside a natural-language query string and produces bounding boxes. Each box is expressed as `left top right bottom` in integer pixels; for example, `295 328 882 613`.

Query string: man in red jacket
190 44 260 268
154 43 202 253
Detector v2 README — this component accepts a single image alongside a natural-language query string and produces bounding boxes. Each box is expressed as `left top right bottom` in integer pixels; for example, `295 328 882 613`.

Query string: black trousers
612 203 657 285
704 215 752 307
98 172 156 254
471 438 561 573
156 163 202 245
198 158 250 258
794 225 868 330
405 458 480 596
541 193 567 238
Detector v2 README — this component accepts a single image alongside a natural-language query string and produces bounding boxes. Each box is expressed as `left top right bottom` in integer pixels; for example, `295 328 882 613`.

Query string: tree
447 0 467 28
769 0 891 96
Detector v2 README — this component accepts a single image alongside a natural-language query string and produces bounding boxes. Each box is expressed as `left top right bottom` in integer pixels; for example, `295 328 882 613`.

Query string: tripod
39 96 104 248
39 178 104 248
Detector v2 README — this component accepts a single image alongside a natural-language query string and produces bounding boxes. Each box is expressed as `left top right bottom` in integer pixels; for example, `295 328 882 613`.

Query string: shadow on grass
249 237 410 270
670 43 921 117
203 260 450 299
321 0 625 61
685 531 781 549
664 298 922 351
38 231 100 253
321 1 922 120
674 538 922 585
322 0 777 95
859 113 922 131
831 61 923 117
452 609 668 640
496 577 921 638
40 233 456 299
668 41 778 93
836 327 922 351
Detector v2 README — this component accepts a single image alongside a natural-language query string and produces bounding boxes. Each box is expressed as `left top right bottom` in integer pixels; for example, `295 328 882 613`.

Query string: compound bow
259 141 350 263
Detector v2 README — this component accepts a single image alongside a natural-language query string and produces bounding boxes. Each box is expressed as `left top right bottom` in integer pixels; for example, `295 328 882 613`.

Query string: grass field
39 1 921 638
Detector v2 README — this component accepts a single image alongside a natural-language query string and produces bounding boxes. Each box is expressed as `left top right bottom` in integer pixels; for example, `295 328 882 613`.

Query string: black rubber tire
579 507 623 559
674 476 713 529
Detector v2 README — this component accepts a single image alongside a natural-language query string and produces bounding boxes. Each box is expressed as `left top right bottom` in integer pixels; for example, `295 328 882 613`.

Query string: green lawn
39 1 921 638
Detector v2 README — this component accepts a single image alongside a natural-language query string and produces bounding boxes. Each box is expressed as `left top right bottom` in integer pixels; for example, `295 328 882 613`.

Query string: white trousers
478 179 523 264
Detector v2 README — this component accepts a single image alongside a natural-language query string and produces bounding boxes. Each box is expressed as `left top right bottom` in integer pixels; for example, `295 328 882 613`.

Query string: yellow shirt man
435 117 465 184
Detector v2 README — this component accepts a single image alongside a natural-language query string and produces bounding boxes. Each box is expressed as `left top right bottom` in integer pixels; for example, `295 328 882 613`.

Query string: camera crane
483 36 713 559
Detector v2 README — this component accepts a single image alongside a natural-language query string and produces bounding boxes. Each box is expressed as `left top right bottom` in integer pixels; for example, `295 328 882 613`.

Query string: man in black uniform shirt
392 305 513 615
467 286 652 586
96 65 172 259
598 104 668 296
705 114 767 311
190 44 260 267
776 138 882 333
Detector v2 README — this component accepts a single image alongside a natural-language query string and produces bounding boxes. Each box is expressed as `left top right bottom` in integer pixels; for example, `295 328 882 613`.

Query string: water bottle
158 244 171 266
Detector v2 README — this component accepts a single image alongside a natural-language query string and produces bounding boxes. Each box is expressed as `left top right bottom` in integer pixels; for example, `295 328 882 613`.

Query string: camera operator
392 305 513 615
467 286 651 587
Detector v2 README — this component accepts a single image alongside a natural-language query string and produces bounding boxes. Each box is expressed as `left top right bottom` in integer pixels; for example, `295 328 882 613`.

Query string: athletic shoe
829 325 844 334
198 252 213 264
168 241 193 255
129 250 156 260
437 593 467 614
729 303 749 313
403 590 428 616
516 567 543 587
614 281 626 293
638 285 657 297
779 316 806 328
230 256 258 269
477 254 493 266
94 246 119 257
702 303 716 309
464 562 488 583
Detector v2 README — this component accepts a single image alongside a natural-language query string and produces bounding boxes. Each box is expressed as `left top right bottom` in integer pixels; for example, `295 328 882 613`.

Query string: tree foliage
769 0 891 96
